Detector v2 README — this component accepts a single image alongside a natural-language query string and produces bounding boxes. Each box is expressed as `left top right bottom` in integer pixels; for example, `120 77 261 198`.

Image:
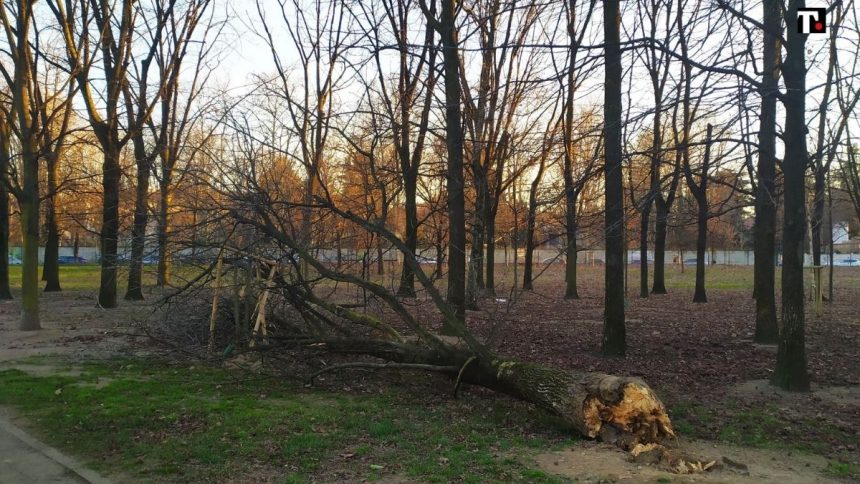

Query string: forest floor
0 263 858 482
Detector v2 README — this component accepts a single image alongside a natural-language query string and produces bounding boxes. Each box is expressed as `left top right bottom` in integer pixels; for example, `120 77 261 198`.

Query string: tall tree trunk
772 0 809 392
638 208 650 298
467 173 486 305
522 192 538 291
424 0 466 326
126 137 151 301
602 0 625 356
0 144 12 300
688 124 712 304
156 182 171 287
827 175 834 302
485 203 497 296
10 6 40 329
564 193 579 299
562 7 580 300
651 197 668 294
43 153 61 292
523 145 550 292
99 145 121 309
20 150 40 330
692 193 708 303
811 168 825 266
752 0 781 344
397 167 418 296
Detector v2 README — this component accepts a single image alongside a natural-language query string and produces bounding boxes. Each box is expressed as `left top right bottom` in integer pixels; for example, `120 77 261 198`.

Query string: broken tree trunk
472 360 675 447
315 339 674 447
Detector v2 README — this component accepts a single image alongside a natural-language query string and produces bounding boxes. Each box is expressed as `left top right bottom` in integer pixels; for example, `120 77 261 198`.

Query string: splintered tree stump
476 360 675 448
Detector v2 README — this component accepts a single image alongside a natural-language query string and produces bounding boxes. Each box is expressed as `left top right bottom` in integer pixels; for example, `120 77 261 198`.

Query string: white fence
8 246 858 267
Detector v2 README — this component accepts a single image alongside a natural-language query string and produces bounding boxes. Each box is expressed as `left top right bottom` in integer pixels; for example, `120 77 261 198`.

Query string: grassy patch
0 358 575 482
6 264 202 292
670 399 854 458
825 461 860 480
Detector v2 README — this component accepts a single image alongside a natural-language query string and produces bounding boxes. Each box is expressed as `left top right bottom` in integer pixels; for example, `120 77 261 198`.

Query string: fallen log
313 339 675 447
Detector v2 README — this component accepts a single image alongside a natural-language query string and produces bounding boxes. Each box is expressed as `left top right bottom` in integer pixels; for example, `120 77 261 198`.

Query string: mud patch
536 439 839 483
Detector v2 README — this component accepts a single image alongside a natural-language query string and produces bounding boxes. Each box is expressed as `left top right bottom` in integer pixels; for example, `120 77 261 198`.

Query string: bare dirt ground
0 290 149 363
535 439 842 483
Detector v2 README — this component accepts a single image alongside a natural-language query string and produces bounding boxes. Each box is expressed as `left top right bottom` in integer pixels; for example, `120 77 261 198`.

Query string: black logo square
797 8 826 34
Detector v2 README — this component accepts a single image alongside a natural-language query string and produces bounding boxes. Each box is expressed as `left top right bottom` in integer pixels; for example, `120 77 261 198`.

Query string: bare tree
420 0 466 324
772 0 810 392
0 0 75 328
124 0 215 299
49 0 169 308
558 0 598 299
154 5 221 287
750 0 781 344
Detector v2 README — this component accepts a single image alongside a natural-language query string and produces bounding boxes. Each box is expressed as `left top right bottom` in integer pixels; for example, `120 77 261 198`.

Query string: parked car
58 255 88 264
834 258 860 267
630 256 654 264
416 255 437 264
7 255 21 265
542 256 565 264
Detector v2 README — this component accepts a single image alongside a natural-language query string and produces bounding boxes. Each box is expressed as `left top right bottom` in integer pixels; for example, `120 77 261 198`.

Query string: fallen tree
308 338 675 448
178 113 676 450
182 204 675 449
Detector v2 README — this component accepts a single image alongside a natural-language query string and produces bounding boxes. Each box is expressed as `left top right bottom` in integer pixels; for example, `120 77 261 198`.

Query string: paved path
0 414 109 484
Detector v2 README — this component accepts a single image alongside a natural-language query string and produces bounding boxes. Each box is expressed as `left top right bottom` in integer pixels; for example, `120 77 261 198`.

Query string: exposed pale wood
250 265 277 347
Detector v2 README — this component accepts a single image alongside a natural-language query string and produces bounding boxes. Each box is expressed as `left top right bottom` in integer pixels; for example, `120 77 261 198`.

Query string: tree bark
126 134 152 301
485 203 497 296
811 168 825 266
602 0 625 356
43 153 61 292
523 151 547 291
651 197 669 294
639 208 650 298
98 143 121 309
0 140 12 300
522 193 537 291
686 124 712 304
20 150 40 329
157 183 172 287
397 166 418 296
467 172 486 304
0 189 10 300
693 193 708 303
752 0 781 344
772 0 809 392
564 193 579 299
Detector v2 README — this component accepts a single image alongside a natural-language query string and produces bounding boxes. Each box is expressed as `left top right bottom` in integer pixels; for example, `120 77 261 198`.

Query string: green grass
6 264 202 292
0 358 575 482
825 461 860 480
